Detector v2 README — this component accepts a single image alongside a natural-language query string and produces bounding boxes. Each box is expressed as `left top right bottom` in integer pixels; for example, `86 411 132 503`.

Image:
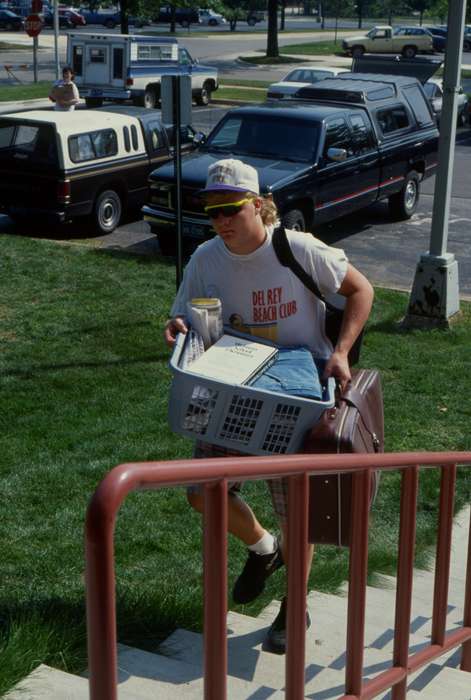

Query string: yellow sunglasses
203 197 254 219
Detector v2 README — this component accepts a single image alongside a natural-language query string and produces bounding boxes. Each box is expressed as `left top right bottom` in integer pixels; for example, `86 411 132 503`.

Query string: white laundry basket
168 330 335 456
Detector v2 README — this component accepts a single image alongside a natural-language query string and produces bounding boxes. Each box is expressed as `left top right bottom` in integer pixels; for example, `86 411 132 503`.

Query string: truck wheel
93 189 122 233
351 45 365 58
388 171 419 220
247 17 256 26
463 39 471 51
196 81 212 106
142 88 157 109
85 97 103 108
208 18 217 26
457 109 467 127
157 231 176 256
180 19 190 27
402 45 417 59
105 18 116 28
282 208 306 232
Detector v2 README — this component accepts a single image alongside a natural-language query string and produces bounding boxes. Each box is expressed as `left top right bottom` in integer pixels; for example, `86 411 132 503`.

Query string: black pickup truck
142 73 438 255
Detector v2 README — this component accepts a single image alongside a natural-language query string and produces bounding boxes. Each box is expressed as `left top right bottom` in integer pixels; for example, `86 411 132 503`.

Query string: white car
423 78 469 127
198 9 226 26
267 66 350 100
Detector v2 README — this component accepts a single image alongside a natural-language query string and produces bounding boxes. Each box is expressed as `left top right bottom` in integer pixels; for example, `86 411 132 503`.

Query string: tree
406 0 432 24
266 0 279 57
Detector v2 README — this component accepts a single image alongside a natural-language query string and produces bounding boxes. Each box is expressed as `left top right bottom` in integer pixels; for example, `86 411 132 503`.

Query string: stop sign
25 13 43 37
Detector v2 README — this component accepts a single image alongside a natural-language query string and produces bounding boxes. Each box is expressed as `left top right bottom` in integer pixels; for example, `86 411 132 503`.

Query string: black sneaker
265 596 311 655
232 538 284 604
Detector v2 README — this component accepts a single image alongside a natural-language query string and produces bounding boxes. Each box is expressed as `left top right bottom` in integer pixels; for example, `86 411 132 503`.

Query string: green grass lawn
270 40 345 56
0 233 470 694
0 81 50 101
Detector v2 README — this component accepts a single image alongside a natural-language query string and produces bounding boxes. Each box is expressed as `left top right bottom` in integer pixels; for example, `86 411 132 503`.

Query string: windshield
284 69 333 83
204 114 320 163
0 121 58 166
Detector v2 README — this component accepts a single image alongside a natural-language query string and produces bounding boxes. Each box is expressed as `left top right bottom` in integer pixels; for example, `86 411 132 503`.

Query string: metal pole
33 36 38 83
174 75 183 290
404 0 465 326
54 0 60 80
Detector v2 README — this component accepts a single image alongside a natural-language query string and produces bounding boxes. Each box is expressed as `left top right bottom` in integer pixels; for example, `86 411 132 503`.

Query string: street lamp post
403 0 466 328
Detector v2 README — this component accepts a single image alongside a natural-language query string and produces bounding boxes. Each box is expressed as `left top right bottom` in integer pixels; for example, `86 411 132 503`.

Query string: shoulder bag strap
272 226 336 311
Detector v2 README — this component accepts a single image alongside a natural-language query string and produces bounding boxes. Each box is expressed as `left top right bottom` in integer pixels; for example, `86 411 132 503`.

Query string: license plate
183 223 206 239
90 88 103 97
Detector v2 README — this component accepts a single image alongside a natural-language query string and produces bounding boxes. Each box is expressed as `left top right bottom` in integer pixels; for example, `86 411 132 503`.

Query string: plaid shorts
189 441 289 520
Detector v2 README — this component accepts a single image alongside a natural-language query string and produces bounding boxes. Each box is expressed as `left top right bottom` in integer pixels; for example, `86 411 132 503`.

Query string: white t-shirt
171 228 348 359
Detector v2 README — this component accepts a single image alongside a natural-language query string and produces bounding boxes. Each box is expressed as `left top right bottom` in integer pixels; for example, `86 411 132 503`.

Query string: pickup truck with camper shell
67 33 218 109
142 73 438 256
342 25 434 58
0 106 199 234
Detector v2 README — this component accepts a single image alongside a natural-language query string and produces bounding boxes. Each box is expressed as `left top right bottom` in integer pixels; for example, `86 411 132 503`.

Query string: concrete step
4 663 149 700
116 643 285 699
380 665 471 700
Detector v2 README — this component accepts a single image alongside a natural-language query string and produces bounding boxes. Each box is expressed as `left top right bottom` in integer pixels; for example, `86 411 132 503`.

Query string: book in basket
186 334 278 385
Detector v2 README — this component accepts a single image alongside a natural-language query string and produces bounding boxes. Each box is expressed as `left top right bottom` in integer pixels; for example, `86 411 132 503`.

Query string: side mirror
327 147 347 162
193 131 206 147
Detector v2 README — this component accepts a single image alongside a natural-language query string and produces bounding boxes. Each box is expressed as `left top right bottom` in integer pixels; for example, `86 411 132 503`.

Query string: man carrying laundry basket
164 158 374 653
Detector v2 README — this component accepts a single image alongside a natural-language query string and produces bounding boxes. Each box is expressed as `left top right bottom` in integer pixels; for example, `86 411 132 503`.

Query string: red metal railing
85 452 471 700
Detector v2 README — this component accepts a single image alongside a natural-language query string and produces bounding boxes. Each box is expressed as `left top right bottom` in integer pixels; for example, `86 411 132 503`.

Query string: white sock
248 530 276 555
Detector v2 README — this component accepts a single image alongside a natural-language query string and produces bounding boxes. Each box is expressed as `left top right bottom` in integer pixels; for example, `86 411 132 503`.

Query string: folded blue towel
250 346 325 400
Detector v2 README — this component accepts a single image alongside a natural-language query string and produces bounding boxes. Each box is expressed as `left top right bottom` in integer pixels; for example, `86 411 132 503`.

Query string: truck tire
463 39 471 51
141 88 157 109
402 45 417 58
281 208 306 232
157 231 176 256
208 18 217 26
104 18 116 28
93 189 122 233
351 45 365 58
388 171 419 220
247 17 257 26
196 81 212 106
85 97 103 108
180 19 190 27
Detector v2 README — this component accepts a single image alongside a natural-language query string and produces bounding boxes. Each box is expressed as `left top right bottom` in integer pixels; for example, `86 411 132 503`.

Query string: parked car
198 8 226 26
423 78 469 127
425 25 471 52
342 25 433 58
0 8 23 29
424 26 447 52
68 33 218 108
246 10 264 25
143 74 438 255
267 65 349 100
42 6 86 27
0 107 199 234
79 9 148 29
155 5 200 27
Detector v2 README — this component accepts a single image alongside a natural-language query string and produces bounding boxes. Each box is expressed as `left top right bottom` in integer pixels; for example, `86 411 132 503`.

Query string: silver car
267 66 350 100
424 78 469 127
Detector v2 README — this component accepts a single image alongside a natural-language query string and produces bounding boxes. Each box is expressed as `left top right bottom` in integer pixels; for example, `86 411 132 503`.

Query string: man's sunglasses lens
206 204 243 218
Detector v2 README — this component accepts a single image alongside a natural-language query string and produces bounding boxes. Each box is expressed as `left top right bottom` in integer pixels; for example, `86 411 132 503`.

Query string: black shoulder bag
272 226 363 366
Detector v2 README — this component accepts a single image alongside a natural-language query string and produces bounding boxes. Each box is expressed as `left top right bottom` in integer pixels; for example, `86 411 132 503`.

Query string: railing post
86 492 119 700
431 465 456 645
286 472 309 700
460 505 471 671
392 465 420 700
345 469 371 696
203 479 228 700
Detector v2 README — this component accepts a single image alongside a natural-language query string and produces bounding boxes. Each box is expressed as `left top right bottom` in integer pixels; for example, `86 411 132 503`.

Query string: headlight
149 182 171 207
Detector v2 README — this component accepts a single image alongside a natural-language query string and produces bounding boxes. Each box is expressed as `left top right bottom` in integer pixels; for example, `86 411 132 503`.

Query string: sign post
25 13 43 83
161 74 192 289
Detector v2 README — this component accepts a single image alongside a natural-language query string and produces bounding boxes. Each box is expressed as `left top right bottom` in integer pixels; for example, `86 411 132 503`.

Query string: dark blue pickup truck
142 73 439 255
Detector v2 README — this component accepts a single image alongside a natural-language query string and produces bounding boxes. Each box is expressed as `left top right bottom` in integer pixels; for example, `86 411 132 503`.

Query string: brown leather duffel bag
302 368 384 547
